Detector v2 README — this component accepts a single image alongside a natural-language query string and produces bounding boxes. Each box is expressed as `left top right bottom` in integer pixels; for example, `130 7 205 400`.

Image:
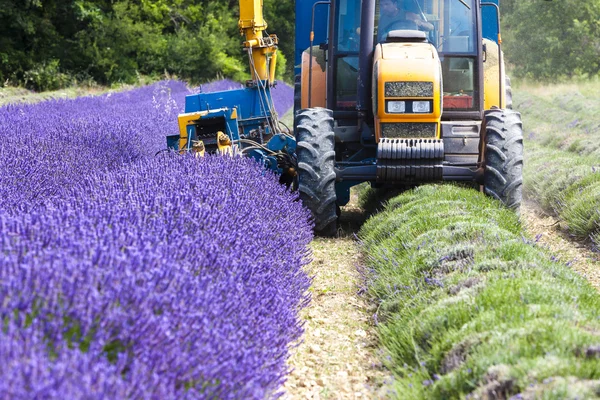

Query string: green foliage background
0 0 295 90
501 0 600 80
1 0 600 90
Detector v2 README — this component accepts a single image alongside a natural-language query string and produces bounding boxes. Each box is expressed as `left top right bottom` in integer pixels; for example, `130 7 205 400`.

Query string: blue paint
266 133 297 153
481 0 500 43
168 84 276 150
295 1 330 75
295 0 503 74
336 180 363 206
184 86 274 120
168 83 295 175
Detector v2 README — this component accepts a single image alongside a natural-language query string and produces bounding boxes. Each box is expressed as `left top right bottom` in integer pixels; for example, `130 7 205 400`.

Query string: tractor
294 0 521 235
167 0 522 237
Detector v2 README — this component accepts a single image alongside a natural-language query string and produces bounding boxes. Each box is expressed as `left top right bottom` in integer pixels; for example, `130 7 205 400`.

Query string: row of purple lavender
0 80 309 398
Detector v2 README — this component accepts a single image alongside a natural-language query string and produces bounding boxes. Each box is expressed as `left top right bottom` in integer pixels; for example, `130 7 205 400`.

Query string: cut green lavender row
360 184 600 399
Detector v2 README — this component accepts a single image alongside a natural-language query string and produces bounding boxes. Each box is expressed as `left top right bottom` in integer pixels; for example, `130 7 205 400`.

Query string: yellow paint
230 108 238 120
217 131 233 155
238 0 278 83
373 42 443 141
268 50 277 83
238 0 267 30
301 47 327 109
192 140 206 157
177 111 210 150
482 39 506 110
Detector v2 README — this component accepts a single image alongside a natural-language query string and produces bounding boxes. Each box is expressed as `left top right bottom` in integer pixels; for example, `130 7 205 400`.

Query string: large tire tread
484 108 524 211
296 107 338 236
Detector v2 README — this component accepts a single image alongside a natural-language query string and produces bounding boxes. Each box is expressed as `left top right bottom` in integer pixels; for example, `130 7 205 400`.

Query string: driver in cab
379 0 433 40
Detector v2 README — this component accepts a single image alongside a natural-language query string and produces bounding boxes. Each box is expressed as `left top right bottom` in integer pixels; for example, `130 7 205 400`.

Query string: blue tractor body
481 0 500 43
294 2 329 76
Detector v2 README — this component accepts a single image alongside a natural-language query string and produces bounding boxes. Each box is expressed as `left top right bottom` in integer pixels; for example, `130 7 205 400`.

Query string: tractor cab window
375 0 479 111
337 0 361 52
375 0 476 52
334 0 362 109
377 0 431 42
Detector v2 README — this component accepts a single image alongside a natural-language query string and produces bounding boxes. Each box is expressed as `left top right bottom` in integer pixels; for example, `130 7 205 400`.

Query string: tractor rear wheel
296 107 337 237
483 108 524 211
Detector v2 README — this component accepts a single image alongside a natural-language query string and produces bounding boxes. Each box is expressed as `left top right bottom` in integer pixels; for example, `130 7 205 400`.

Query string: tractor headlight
387 101 406 113
413 101 431 113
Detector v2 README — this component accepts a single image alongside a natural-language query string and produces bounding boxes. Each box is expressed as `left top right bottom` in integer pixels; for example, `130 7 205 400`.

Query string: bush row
516 83 600 158
359 185 600 399
524 143 600 246
0 81 308 398
514 83 600 246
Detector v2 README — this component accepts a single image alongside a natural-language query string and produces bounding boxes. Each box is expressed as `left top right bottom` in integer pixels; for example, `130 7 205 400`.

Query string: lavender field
0 80 308 398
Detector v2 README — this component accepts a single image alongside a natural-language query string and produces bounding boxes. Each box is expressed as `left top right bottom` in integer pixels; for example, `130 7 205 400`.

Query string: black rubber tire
483 108 523 211
296 107 337 236
505 75 513 110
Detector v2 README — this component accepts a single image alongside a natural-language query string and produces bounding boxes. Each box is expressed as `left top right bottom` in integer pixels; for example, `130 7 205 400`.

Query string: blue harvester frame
166 84 296 174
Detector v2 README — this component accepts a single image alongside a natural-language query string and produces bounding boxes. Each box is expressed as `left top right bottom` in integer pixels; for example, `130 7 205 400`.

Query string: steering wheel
383 19 419 34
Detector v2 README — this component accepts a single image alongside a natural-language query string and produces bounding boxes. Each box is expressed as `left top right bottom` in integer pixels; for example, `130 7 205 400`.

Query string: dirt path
521 199 600 289
283 204 388 399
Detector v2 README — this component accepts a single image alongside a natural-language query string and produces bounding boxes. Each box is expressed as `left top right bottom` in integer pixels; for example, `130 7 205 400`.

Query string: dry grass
514 77 600 98
0 85 116 106
0 82 154 107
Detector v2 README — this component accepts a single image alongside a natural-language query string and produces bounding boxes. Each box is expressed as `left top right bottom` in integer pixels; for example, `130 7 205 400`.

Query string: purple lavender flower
0 80 306 398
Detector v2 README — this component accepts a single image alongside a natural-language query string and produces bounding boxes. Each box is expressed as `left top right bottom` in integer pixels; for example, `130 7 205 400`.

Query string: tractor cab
327 0 482 115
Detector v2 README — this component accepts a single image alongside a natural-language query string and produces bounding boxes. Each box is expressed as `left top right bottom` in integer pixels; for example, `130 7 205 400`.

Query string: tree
501 0 600 80
263 0 295 81
0 0 296 88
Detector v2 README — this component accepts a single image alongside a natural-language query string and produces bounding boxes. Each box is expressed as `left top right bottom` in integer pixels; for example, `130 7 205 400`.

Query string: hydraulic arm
238 0 279 85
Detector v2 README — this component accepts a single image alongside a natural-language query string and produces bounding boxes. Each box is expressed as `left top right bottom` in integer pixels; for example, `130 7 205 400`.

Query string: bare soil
283 198 390 399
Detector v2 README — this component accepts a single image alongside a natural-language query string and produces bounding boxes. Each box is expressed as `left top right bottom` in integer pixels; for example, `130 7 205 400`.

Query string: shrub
23 60 72 91
515 82 600 243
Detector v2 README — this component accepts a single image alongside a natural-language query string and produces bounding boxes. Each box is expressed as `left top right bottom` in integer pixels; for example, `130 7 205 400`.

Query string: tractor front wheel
295 107 337 237
483 108 524 211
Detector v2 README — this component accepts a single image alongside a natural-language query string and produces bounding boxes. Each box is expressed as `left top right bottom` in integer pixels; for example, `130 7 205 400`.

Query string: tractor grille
376 138 444 183
385 81 433 98
381 122 437 138
377 138 444 160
